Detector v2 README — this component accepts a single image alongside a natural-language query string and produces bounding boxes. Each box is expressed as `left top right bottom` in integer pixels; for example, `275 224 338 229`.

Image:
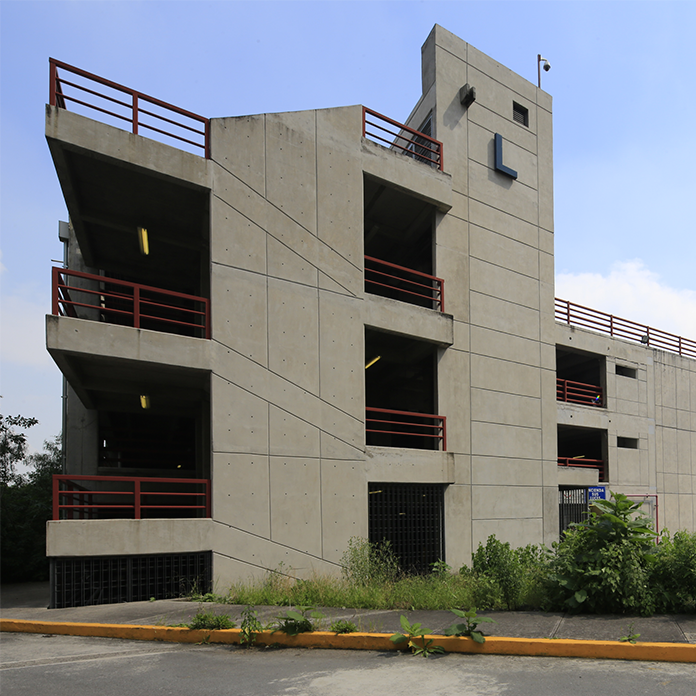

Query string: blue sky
1 0 695 452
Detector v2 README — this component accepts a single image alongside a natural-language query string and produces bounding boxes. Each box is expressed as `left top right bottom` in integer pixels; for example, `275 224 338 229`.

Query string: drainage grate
50 551 212 608
368 482 445 573
559 486 588 536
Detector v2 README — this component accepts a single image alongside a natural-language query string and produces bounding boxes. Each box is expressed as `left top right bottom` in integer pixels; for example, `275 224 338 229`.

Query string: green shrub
330 619 358 634
466 536 547 610
650 530 696 613
547 492 657 615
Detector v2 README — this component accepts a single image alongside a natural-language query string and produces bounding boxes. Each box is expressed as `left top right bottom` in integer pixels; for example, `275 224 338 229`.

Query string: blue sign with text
588 486 607 501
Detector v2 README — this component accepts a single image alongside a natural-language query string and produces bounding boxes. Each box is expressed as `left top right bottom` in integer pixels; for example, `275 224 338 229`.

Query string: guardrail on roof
555 298 696 359
363 107 443 170
49 58 210 158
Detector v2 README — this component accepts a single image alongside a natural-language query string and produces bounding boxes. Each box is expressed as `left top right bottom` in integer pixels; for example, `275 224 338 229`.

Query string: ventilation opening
368 483 445 573
616 365 637 379
559 486 588 536
50 552 212 608
617 437 639 449
513 102 529 127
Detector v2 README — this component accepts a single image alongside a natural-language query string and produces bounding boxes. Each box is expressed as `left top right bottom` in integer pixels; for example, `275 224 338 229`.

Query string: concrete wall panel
265 111 317 235
269 456 322 556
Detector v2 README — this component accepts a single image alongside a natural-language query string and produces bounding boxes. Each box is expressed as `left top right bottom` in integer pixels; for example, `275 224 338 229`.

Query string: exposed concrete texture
44 24 696 601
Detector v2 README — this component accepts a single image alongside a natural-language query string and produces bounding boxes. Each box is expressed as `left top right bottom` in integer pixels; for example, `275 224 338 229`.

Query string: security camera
543 61 551 72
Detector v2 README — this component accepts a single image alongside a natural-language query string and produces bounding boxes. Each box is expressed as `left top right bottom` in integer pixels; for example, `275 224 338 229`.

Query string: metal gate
559 486 589 536
368 482 445 573
50 551 212 608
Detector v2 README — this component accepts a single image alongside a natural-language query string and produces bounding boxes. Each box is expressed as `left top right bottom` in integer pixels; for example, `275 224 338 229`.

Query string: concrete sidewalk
2 582 695 660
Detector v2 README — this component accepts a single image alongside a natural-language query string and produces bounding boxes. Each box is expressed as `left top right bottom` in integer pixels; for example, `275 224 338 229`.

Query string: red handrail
362 107 443 171
364 255 445 312
556 378 603 407
52 267 210 339
53 474 210 520
49 58 210 158
558 457 605 482
366 407 446 451
555 298 696 359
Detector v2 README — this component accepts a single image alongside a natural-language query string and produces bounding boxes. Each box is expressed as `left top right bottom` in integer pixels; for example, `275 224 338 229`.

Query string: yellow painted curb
1 619 694 663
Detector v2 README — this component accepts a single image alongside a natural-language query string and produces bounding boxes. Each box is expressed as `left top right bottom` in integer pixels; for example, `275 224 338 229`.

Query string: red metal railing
53 475 210 520
362 107 443 170
366 407 446 451
49 58 210 158
364 256 445 312
556 378 603 407
53 267 210 339
558 457 605 482
555 298 696 359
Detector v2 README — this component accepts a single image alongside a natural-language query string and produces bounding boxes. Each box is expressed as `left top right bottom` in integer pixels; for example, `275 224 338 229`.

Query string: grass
198 569 539 612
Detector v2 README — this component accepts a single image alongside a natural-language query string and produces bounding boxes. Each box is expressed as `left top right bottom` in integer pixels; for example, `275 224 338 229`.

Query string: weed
340 537 400 585
187 607 236 630
273 606 325 636
619 622 640 644
240 605 263 647
444 608 496 643
431 559 452 577
330 619 358 634
390 615 445 657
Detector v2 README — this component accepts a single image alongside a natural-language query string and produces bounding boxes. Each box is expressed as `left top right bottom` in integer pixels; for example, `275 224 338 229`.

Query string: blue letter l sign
495 133 518 179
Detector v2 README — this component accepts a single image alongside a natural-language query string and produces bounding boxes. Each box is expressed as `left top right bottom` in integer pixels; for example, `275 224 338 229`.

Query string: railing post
441 416 447 452
362 106 367 137
52 476 59 520
133 285 140 329
205 299 211 339
609 314 614 337
134 479 141 519
205 480 211 518
132 93 138 135
439 279 445 313
205 120 211 160
49 60 57 107
52 267 60 316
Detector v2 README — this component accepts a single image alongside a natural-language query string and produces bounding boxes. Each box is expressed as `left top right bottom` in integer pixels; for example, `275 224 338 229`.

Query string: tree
0 414 38 485
0 415 62 583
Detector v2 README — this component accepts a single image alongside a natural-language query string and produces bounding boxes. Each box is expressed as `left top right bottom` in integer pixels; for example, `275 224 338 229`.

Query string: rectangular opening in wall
556 347 605 407
368 482 445 573
363 175 441 311
617 437 639 449
513 102 529 127
365 328 444 450
50 551 212 608
616 365 637 379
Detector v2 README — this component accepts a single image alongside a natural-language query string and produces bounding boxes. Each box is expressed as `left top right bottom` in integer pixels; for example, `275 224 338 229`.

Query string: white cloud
0 293 52 367
555 260 696 341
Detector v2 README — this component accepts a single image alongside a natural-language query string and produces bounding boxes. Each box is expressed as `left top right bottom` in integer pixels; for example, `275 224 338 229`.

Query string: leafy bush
650 530 696 613
547 492 657 615
465 536 547 610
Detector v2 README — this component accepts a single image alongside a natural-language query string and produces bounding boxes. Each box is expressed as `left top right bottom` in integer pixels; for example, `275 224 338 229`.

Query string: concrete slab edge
2 619 694 663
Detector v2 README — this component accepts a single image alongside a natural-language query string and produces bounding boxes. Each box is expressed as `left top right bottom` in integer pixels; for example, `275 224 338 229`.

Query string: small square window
513 102 529 127
617 437 639 449
616 365 637 379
